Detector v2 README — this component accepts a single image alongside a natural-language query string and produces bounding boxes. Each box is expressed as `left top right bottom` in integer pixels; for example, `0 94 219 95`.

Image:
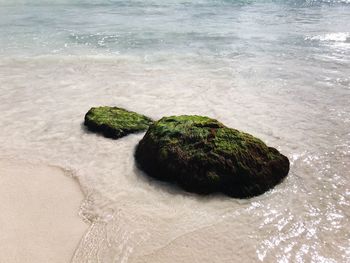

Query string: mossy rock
84 106 153 139
135 115 289 198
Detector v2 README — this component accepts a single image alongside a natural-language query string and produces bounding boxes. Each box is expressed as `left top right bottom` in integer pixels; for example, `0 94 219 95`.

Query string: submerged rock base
84 106 153 139
135 115 289 198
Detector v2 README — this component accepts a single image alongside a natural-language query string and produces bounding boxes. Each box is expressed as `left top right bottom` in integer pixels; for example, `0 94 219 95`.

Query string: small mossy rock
135 115 289 198
84 106 153 139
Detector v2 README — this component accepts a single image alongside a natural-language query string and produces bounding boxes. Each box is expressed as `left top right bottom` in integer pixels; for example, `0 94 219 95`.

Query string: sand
0 159 87 263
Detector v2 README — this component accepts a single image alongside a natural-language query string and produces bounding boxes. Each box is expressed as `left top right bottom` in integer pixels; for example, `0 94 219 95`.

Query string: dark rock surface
84 106 153 139
135 115 289 198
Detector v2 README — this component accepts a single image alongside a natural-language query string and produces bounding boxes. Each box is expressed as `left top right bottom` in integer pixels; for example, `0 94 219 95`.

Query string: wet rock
84 106 153 139
135 115 289 198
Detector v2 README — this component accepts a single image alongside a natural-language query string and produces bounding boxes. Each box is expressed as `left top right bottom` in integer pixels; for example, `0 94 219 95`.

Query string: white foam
306 32 350 42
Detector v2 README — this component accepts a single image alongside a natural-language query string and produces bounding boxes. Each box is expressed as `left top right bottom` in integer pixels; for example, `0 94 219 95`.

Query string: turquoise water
1 0 349 58
0 0 349 262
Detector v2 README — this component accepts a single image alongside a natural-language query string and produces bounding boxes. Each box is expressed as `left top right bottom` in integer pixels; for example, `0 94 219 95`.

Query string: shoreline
0 159 88 263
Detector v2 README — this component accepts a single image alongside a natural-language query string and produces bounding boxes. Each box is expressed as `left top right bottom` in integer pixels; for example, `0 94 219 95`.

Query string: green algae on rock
84 106 153 139
135 115 289 198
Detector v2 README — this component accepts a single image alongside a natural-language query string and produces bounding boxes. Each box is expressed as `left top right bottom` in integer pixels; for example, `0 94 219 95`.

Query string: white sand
0 159 87 263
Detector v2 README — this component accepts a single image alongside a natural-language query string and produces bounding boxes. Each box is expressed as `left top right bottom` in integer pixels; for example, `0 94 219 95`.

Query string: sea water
0 0 349 262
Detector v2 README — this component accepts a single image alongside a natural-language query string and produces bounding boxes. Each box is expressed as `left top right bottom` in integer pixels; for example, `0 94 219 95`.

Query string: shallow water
0 0 349 262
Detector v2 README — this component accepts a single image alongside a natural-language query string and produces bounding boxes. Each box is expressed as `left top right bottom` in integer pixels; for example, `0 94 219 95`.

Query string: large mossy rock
135 115 289 198
84 106 153 139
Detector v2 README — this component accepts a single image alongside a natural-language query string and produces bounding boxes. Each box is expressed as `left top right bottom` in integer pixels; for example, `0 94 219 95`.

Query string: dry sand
0 159 87 263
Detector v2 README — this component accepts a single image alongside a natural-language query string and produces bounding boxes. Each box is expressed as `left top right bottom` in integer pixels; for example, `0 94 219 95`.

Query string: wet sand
0 159 87 263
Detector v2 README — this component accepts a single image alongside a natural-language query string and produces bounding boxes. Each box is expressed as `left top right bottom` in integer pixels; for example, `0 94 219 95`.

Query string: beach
0 159 87 263
0 0 349 262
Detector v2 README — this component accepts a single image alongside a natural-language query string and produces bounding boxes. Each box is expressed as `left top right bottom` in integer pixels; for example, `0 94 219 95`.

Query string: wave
306 32 350 43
